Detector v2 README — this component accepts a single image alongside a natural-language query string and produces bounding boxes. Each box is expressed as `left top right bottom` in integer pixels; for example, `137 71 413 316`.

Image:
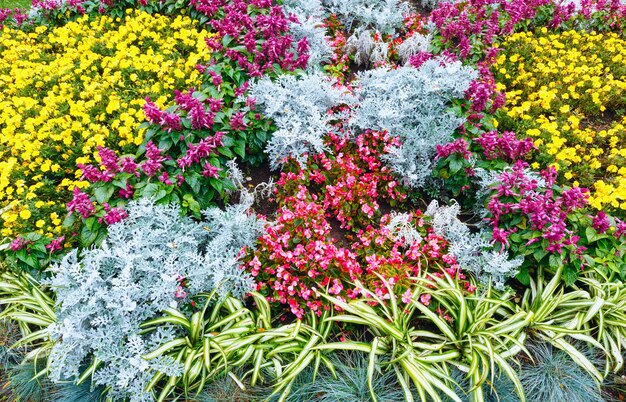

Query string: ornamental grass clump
519 342 604 402
296 352 406 402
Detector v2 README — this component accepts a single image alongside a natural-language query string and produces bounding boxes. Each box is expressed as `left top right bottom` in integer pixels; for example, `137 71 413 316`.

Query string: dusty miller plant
281 0 325 18
420 0 459 10
345 30 376 65
350 59 477 188
248 72 353 169
45 199 264 402
282 0 332 70
425 200 522 289
384 212 423 245
321 0 411 34
397 31 433 64
290 16 333 70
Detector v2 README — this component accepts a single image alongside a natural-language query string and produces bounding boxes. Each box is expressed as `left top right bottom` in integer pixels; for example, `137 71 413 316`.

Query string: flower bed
0 0 625 401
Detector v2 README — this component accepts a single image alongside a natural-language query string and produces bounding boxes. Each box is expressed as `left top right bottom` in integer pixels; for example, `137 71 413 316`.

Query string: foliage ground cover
0 0 626 401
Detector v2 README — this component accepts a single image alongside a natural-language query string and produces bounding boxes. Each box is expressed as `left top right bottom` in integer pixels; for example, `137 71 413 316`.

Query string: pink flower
175 286 187 299
102 205 128 225
9 237 26 251
46 236 65 253
67 187 95 218
402 289 412 304
202 163 221 178
420 293 431 306
592 211 610 234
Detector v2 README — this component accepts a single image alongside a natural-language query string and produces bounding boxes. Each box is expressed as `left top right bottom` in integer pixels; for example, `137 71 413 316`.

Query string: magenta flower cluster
486 161 589 254
474 130 535 161
191 0 309 77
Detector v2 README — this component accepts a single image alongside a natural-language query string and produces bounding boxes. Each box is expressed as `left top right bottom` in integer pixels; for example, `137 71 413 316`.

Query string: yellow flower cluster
0 10 211 240
493 28 626 212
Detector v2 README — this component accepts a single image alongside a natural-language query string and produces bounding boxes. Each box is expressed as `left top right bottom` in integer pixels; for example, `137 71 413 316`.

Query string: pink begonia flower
402 289 412 304
420 294 432 306
175 286 187 299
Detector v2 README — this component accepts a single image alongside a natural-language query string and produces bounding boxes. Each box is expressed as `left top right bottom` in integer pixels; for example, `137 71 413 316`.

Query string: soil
407 0 432 17
242 162 278 220
580 108 623 131
328 217 353 248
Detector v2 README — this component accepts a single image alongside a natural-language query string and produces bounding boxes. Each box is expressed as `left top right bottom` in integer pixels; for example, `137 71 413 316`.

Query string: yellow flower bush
0 10 211 240
493 28 626 213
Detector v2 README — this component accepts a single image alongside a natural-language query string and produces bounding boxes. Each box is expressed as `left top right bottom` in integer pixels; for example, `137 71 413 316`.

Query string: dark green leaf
234 140 246 158
516 266 530 286
94 186 115 204
449 157 464 174
563 266 578 286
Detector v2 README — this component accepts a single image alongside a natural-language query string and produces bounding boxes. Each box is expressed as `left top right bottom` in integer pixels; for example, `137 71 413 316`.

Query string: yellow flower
494 30 626 211
0 11 213 240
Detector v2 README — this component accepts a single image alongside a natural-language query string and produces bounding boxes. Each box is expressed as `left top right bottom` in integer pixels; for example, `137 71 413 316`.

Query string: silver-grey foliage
282 0 332 70
397 31 432 64
425 200 522 289
345 30 376 66
351 59 477 188
384 212 423 245
289 15 333 70
420 0 458 10
45 199 264 402
281 0 325 18
520 342 604 402
344 29 390 67
249 72 353 169
321 0 411 34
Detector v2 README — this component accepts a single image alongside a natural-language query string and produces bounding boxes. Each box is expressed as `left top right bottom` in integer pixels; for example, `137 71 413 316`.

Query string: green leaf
222 34 233 47
218 147 234 158
221 136 234 147
234 140 246 158
563 266 579 286
620 264 626 280
449 157 464 174
63 212 77 228
210 178 224 193
586 226 608 243
516 266 530 286
586 226 597 243
81 226 99 247
112 175 129 189
186 172 202 194
158 138 173 151
533 247 547 262
183 194 201 215
142 183 159 198
549 254 562 269
94 186 115 204
192 91 208 101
